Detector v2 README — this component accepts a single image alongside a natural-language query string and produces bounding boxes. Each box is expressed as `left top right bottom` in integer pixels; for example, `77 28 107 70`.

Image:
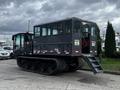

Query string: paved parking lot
0 59 120 90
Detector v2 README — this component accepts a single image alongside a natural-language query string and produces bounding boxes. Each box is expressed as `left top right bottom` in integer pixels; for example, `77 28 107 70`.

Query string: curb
80 69 120 75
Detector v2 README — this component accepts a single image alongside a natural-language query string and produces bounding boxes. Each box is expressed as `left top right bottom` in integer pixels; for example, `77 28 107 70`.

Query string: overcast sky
0 0 120 35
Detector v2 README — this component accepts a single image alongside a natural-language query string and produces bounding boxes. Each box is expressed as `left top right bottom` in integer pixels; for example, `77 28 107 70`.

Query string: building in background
0 40 6 46
0 35 13 46
115 33 120 51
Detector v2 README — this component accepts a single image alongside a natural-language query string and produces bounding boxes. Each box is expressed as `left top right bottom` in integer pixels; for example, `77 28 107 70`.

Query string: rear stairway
82 54 103 74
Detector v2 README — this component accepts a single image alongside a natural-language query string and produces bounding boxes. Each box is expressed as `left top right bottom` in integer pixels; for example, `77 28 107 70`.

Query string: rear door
82 25 90 54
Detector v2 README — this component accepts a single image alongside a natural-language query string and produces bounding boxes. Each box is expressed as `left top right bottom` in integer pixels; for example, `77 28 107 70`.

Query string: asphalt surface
0 59 120 90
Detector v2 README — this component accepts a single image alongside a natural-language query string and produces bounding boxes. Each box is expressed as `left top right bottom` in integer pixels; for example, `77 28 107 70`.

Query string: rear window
91 27 96 37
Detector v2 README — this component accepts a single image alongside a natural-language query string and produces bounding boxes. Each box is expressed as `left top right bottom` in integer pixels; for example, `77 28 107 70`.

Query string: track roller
17 57 67 75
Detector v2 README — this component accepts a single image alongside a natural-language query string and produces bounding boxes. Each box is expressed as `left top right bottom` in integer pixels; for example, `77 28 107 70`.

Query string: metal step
95 68 103 73
82 54 103 74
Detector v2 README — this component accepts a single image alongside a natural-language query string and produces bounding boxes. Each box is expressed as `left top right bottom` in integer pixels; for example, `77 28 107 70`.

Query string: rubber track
17 56 66 75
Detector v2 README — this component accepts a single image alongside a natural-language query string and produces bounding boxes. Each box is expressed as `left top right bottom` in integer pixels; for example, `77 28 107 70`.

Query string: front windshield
3 47 13 50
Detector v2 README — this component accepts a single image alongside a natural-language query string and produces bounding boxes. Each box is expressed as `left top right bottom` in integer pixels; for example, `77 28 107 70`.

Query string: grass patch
101 58 120 71
82 58 120 72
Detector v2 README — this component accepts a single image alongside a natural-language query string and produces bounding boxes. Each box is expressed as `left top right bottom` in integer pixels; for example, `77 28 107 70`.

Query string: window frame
34 26 41 37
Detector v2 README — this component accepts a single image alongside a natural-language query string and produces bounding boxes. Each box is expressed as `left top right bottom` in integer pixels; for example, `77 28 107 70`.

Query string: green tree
105 21 116 57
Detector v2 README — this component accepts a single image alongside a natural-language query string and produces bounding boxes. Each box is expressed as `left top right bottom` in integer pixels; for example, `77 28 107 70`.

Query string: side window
52 29 58 35
82 27 89 38
91 27 95 37
42 28 47 36
67 28 71 33
66 26 71 33
15 35 21 49
48 28 51 36
35 27 40 37
84 27 89 32
21 35 24 48
24 35 29 42
73 21 80 33
58 24 63 34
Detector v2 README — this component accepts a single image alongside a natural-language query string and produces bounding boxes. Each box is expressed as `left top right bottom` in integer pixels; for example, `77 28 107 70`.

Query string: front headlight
6 53 10 56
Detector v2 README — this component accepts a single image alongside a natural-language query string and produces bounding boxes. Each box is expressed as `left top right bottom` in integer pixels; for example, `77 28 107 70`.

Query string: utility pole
28 20 30 33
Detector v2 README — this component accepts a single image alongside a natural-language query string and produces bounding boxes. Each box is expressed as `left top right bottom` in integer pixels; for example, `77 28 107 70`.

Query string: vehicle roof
12 32 33 37
34 17 96 27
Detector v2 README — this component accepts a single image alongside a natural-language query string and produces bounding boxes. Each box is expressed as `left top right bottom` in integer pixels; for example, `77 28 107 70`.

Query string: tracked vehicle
12 17 103 75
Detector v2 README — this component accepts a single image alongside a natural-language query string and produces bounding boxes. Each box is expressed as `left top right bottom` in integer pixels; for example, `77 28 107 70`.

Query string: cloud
0 0 120 35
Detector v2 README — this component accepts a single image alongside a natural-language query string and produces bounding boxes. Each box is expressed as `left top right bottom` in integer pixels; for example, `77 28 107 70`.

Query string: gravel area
0 59 120 90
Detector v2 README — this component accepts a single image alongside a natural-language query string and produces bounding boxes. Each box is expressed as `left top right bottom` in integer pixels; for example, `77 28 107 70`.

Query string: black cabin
33 17 98 56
